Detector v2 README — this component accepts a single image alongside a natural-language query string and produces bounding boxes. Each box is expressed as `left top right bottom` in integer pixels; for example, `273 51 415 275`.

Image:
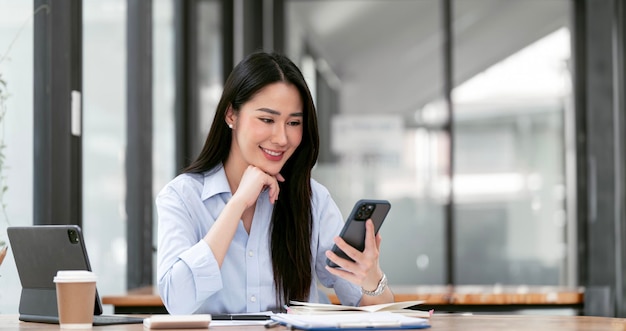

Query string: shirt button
248 250 254 257
250 295 257 302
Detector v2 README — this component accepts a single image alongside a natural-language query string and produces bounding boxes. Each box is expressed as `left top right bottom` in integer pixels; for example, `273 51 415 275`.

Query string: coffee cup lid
53 270 97 283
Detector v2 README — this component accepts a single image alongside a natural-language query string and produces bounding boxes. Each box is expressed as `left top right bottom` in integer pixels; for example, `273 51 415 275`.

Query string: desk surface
102 285 584 307
2 314 625 331
329 285 584 305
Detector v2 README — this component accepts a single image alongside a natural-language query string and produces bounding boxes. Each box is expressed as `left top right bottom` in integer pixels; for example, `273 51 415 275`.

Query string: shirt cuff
178 240 223 297
332 278 362 306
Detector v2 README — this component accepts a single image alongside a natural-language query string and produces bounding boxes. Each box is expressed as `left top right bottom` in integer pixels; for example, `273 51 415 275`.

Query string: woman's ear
225 105 236 126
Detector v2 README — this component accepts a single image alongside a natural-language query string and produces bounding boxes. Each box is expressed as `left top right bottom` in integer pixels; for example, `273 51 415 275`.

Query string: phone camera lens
67 229 79 244
355 203 376 220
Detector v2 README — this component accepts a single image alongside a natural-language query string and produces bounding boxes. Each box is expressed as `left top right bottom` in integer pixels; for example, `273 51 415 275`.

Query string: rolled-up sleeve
156 180 223 314
311 181 362 306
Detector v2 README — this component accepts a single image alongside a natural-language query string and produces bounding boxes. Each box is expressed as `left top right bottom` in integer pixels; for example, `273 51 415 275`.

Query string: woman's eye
288 121 302 126
260 118 274 124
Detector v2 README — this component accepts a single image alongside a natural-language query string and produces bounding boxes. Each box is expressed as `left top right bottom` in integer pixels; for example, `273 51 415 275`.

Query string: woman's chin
264 169 282 177
255 164 282 177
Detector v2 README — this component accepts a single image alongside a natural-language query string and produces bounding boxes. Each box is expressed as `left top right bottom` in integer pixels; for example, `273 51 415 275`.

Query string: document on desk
288 301 430 318
271 312 430 330
210 320 270 327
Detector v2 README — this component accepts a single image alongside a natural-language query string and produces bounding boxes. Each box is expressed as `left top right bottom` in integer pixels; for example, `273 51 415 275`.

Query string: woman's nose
271 125 288 145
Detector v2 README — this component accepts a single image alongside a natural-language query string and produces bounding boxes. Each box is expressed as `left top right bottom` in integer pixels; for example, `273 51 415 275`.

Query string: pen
212 314 272 321
264 321 281 328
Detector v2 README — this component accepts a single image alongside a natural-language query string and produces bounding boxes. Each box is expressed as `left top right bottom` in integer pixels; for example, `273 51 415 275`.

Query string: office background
0 0 625 318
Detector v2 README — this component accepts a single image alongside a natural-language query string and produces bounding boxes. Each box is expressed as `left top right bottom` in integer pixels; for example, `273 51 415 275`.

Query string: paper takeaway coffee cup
53 270 97 329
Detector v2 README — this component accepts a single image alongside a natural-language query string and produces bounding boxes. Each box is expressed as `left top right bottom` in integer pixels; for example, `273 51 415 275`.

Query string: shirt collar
201 165 232 200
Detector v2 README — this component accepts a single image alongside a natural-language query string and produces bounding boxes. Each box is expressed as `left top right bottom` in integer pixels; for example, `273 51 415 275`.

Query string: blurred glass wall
83 0 176 312
452 26 571 285
0 0 35 314
286 0 573 286
83 0 128 306
287 0 447 284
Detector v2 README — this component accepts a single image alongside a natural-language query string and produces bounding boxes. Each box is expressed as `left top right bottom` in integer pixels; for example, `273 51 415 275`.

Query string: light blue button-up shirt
156 165 361 314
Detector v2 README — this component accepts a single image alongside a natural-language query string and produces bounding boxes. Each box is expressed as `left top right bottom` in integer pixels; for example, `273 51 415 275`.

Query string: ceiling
287 0 570 118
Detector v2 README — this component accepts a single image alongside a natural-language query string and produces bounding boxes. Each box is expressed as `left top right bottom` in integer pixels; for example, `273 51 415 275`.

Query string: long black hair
184 51 320 307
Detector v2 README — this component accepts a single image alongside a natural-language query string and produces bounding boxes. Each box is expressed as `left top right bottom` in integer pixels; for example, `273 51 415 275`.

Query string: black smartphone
327 199 391 268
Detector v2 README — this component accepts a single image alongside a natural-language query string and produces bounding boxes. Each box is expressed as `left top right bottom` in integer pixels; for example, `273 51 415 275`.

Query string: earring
228 123 233 129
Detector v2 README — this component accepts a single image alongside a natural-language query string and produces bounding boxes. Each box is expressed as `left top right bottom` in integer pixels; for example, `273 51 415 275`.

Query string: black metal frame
612 0 626 317
574 0 626 317
441 0 456 287
174 0 199 172
33 0 83 227
572 0 589 296
126 0 154 290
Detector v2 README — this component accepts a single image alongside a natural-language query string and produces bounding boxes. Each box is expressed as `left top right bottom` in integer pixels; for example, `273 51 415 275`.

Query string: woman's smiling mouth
261 147 285 161
262 147 284 158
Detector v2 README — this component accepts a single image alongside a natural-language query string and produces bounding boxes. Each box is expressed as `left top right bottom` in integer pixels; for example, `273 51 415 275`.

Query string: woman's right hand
204 165 284 266
233 165 285 207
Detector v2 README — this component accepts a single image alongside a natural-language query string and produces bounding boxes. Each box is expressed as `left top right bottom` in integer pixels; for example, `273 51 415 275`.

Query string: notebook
7 225 144 325
271 312 431 330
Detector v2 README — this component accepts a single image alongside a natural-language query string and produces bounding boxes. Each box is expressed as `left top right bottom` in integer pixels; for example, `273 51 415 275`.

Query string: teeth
263 148 282 156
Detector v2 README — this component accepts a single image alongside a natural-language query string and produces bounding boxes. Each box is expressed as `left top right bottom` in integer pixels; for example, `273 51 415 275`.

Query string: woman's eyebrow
257 108 303 117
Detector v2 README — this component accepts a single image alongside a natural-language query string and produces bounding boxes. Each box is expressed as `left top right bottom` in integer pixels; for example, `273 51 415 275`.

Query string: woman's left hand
324 219 384 292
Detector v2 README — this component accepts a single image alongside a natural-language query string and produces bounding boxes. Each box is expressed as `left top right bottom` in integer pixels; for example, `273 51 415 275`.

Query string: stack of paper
287 301 430 318
272 312 430 330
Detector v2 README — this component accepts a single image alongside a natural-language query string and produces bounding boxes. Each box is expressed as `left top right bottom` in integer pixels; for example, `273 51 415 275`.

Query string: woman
156 51 393 314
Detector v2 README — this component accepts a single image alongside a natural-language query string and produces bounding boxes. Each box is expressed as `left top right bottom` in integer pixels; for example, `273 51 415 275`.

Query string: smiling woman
225 82 304 176
155 51 394 315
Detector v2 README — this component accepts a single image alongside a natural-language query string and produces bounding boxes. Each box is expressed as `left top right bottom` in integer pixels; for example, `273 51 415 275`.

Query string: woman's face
227 82 304 176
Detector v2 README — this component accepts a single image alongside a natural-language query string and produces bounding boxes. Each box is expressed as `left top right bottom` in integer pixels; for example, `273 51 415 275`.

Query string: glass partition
287 0 573 287
452 0 572 285
83 0 128 308
286 0 447 285
153 0 176 287
0 0 35 314
196 0 223 149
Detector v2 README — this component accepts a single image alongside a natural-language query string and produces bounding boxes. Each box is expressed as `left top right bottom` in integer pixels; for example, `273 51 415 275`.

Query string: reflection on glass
287 0 446 285
452 26 571 285
0 0 35 314
83 0 128 307
153 0 176 287
288 0 572 287
197 0 223 152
